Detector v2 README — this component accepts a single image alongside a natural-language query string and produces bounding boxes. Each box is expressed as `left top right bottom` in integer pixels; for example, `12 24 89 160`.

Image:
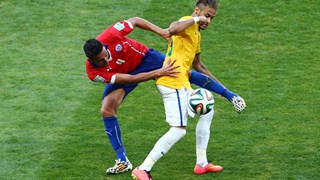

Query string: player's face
91 46 110 67
197 6 216 30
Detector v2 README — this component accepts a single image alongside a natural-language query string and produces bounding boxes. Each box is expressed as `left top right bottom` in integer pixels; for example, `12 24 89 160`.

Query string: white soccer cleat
230 96 246 113
106 159 133 174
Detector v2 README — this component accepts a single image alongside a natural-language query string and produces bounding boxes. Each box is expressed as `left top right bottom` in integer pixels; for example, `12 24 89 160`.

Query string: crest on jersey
115 44 122 52
113 22 125 31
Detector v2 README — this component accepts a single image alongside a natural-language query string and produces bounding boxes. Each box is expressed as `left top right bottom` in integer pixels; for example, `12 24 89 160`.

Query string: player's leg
189 70 236 100
189 70 246 113
195 110 213 167
194 110 223 174
103 49 163 175
132 126 186 179
102 89 127 160
132 86 188 179
102 84 137 174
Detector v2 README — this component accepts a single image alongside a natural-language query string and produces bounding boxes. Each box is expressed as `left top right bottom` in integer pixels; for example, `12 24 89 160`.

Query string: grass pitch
1 0 319 179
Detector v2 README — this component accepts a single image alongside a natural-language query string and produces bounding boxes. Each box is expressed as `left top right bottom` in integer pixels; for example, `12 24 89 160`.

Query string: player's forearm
113 71 160 84
131 17 165 36
168 18 196 35
127 71 160 84
193 60 223 85
200 64 222 84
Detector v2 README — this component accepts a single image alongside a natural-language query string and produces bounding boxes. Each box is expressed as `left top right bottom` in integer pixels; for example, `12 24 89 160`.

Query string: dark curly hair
83 39 103 59
196 0 219 10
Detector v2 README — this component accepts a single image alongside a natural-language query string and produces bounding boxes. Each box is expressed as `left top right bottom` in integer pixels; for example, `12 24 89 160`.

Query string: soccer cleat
106 159 133 174
230 96 246 113
131 167 152 180
194 163 223 174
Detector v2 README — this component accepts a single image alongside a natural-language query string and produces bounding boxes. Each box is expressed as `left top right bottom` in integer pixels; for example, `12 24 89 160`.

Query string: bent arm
127 17 169 39
168 19 195 35
192 53 223 85
168 16 207 35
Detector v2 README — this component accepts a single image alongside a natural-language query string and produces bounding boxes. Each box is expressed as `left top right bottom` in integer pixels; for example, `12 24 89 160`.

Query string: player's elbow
192 64 200 72
88 74 95 81
127 17 142 28
168 22 179 35
128 16 139 22
168 28 175 36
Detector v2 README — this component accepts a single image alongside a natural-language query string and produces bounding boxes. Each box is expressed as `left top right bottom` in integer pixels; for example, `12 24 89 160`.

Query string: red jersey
86 20 149 83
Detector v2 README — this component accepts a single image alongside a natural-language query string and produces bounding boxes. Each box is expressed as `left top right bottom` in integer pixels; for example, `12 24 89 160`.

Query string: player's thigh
157 85 188 126
102 88 125 112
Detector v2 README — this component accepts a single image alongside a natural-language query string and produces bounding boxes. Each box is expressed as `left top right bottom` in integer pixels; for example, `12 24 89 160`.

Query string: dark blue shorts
102 49 165 100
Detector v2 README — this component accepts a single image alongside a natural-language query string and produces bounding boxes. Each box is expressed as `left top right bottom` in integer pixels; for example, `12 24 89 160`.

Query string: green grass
1 0 319 179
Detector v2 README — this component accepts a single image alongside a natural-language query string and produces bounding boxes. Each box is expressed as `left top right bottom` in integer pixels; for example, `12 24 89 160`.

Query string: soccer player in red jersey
84 17 179 174
84 16 245 175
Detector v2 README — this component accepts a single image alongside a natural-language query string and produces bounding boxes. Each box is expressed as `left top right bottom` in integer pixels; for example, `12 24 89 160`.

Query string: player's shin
196 110 214 166
103 116 127 161
189 71 237 101
139 127 186 171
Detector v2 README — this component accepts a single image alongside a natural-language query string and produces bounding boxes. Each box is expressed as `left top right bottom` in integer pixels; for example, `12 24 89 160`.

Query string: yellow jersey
156 16 201 90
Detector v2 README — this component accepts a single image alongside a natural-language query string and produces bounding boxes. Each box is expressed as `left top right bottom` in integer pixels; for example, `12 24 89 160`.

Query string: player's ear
194 6 200 16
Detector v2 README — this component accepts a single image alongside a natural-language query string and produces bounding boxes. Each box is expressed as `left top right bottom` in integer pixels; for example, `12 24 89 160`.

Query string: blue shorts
102 49 165 99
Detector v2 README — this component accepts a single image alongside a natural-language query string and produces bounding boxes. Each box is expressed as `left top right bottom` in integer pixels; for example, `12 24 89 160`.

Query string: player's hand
198 16 209 23
162 28 172 45
159 58 180 78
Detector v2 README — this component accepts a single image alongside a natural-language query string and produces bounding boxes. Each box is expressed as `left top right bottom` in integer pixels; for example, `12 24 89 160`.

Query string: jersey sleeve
97 20 134 43
86 60 115 83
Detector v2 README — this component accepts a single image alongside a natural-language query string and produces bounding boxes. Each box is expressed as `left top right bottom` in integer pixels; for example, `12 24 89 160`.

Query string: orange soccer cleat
194 163 223 174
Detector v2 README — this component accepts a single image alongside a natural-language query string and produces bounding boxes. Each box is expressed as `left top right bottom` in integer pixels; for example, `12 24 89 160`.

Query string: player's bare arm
114 59 180 84
168 15 208 35
127 17 170 43
192 53 223 85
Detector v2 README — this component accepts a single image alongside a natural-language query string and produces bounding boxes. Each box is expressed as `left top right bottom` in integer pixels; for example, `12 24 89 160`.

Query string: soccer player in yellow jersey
131 1 244 179
156 15 202 90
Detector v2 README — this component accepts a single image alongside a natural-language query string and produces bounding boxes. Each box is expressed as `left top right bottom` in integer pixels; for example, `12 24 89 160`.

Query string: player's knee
100 107 115 117
101 93 122 117
101 98 118 117
171 127 186 138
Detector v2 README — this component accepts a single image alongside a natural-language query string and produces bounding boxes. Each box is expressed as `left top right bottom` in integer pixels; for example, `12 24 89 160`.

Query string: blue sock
189 71 237 101
102 116 127 161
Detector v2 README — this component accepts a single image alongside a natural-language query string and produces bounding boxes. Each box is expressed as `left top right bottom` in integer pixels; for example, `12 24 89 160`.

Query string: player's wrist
193 17 200 23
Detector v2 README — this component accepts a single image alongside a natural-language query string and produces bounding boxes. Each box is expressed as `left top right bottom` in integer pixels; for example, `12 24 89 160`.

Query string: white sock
139 127 186 171
196 149 208 167
196 110 213 166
